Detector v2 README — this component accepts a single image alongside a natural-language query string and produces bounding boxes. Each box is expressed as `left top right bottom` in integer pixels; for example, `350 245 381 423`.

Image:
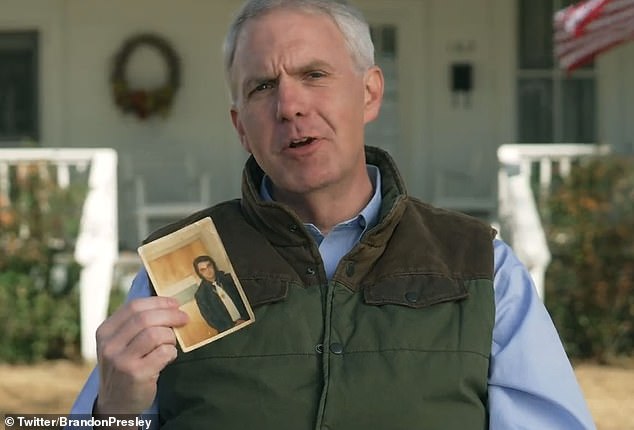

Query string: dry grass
0 360 632 429
575 362 634 430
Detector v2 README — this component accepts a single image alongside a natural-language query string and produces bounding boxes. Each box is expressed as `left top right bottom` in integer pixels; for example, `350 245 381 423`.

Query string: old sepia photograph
138 217 254 352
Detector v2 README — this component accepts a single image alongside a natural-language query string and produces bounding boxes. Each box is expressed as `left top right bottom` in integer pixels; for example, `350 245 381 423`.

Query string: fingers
98 297 187 354
94 297 190 414
141 342 180 377
127 326 178 359
97 296 182 341
102 329 178 385
95 336 179 415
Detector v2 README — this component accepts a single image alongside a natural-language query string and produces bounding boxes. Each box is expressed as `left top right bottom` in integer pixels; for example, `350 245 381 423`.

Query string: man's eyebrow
294 59 333 74
241 60 334 90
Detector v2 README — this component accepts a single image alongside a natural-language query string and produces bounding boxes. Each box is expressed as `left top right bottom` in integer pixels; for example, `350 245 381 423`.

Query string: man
70 1 596 429
192 255 249 332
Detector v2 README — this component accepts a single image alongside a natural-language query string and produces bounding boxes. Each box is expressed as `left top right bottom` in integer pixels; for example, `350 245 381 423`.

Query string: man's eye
252 81 275 93
306 71 327 79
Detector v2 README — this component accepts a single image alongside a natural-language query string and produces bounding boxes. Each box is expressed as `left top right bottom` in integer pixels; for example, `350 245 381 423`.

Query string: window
0 31 39 142
517 0 596 143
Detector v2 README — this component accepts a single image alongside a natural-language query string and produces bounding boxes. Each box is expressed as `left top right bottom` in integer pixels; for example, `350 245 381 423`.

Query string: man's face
230 8 383 196
197 261 216 282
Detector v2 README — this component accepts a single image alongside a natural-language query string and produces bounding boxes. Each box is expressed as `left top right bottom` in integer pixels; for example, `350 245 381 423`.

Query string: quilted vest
148 146 496 430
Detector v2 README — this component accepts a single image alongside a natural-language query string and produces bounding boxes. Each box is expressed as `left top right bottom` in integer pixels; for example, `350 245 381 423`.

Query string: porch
0 143 608 360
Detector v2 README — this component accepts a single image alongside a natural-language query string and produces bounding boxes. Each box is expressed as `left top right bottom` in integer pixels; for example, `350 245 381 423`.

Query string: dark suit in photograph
194 272 249 332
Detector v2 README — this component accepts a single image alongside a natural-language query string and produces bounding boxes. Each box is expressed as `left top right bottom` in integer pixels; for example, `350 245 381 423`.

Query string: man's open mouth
289 137 316 148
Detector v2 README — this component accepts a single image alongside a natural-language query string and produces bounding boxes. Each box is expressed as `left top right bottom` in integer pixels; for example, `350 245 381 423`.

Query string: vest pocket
239 276 290 307
363 274 468 308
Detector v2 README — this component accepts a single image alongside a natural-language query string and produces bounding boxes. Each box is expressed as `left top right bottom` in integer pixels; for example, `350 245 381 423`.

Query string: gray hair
223 0 375 102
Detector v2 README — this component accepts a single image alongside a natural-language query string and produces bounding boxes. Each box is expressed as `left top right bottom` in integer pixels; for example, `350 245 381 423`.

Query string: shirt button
315 343 324 354
359 218 366 228
405 291 419 304
330 343 344 354
306 267 316 275
345 262 355 277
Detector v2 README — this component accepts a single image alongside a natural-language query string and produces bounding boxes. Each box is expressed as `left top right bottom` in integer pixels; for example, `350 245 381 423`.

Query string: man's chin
274 176 333 197
267 166 327 191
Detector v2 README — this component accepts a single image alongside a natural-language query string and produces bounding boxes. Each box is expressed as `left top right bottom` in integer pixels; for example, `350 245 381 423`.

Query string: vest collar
239 146 409 251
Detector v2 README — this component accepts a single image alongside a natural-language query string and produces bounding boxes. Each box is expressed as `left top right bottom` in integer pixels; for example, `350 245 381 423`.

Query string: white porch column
74 149 118 361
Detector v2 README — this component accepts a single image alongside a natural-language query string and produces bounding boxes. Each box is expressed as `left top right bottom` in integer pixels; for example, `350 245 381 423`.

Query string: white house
2 0 634 249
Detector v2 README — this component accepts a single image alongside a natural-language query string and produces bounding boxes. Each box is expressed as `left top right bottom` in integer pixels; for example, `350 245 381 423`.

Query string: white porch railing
0 147 117 361
497 143 609 299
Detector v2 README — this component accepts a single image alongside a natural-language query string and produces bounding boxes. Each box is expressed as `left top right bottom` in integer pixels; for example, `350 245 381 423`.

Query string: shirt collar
259 165 382 236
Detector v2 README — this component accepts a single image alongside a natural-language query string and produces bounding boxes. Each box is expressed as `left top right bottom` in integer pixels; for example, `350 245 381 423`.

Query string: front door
426 0 505 216
355 0 429 200
356 0 505 217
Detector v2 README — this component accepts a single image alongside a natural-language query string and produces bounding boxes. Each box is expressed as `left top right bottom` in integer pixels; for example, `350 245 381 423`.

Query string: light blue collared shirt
69 166 595 429
260 166 382 279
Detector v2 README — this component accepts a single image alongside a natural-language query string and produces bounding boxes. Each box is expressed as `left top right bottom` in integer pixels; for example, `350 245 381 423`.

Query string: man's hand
95 296 189 416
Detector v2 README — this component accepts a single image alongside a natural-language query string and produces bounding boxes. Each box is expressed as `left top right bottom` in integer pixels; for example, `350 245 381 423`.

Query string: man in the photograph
193 255 248 332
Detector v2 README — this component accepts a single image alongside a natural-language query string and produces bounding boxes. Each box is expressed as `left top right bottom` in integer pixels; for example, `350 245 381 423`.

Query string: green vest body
150 147 495 430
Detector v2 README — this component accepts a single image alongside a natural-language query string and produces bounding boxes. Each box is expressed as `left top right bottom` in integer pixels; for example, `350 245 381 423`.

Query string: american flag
554 0 634 72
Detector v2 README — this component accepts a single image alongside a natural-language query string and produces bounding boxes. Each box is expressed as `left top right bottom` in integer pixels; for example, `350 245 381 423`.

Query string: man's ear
230 107 251 153
363 65 384 124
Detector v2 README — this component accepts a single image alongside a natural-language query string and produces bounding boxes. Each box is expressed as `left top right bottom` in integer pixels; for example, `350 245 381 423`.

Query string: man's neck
271 175 373 235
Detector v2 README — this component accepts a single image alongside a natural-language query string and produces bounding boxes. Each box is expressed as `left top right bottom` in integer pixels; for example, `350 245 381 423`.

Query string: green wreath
111 34 181 120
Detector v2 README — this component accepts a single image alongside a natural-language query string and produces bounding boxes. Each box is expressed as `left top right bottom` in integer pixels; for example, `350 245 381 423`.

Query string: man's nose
276 79 306 121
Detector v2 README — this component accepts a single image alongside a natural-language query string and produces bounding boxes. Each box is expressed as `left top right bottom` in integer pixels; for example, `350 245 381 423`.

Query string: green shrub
108 286 127 315
0 162 86 363
0 271 81 362
544 155 634 361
